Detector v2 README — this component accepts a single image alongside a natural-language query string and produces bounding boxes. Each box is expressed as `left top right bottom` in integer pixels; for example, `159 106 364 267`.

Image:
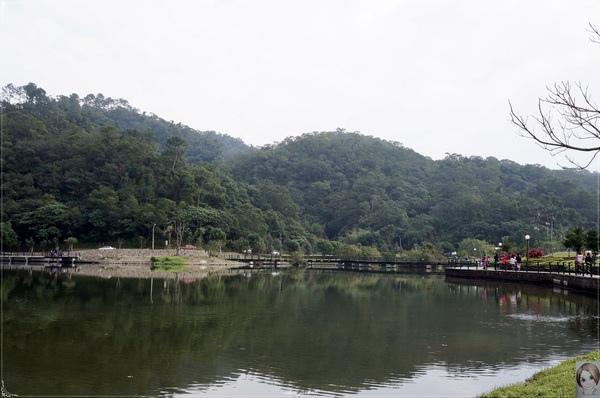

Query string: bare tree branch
508 25 600 169
588 22 600 44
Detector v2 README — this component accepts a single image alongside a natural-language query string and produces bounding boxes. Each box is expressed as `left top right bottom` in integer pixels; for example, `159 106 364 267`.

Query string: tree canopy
2 83 598 256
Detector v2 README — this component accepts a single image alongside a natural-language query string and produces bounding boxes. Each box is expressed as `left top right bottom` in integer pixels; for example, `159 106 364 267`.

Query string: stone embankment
72 248 240 279
445 267 599 296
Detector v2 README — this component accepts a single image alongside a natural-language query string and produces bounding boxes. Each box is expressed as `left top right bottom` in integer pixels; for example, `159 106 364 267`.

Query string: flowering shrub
526 248 544 258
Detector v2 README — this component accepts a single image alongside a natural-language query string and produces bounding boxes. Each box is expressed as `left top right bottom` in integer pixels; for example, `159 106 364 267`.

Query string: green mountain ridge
1 83 597 257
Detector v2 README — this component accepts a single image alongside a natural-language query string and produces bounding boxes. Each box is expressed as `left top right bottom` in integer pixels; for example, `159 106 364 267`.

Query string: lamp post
498 243 503 270
152 223 156 251
525 235 530 270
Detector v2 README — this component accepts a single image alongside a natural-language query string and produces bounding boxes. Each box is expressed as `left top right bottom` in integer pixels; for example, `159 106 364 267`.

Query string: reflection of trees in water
445 279 599 364
2 270 598 396
158 274 184 304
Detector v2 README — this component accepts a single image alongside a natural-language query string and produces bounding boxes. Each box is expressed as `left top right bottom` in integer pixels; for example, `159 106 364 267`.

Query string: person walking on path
509 254 517 270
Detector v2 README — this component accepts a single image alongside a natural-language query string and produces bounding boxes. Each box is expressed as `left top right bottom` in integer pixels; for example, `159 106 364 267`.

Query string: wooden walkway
445 267 599 296
0 254 80 268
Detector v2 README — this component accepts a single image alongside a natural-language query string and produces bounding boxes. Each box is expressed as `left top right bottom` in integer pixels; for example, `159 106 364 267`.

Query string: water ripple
506 313 576 323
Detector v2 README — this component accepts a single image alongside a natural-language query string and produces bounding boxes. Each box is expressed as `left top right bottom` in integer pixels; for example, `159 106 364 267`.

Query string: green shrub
151 256 186 272
151 256 185 265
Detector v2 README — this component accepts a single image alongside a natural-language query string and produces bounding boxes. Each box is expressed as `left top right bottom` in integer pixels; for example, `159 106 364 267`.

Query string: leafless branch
509 33 600 169
587 22 600 44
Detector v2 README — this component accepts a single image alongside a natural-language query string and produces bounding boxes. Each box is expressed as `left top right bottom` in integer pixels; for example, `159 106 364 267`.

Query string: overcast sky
2 0 599 170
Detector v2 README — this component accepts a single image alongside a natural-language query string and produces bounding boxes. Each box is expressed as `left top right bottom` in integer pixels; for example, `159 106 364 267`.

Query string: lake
2 269 598 396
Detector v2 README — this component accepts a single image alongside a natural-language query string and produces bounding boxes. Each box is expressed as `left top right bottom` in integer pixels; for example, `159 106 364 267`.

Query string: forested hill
1 83 597 257
1 83 252 162
230 131 597 252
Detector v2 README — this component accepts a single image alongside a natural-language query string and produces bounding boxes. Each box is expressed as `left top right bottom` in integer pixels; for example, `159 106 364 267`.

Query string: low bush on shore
480 349 600 397
151 256 186 272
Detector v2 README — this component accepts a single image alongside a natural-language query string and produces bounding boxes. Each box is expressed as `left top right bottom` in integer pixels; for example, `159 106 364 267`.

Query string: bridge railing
452 260 598 276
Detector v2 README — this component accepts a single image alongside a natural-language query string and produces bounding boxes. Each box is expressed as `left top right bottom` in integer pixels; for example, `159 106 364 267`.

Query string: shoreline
1 262 244 280
3 248 248 280
75 262 242 280
480 349 600 397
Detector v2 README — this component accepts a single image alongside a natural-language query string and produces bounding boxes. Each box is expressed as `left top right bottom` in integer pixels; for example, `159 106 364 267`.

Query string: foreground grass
480 349 600 397
150 256 187 272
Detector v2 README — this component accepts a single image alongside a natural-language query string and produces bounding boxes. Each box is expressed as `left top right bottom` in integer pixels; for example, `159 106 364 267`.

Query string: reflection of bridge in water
226 254 453 273
306 257 449 272
226 255 599 293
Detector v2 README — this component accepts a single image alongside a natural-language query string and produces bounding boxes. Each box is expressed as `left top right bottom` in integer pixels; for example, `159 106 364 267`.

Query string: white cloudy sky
2 0 599 169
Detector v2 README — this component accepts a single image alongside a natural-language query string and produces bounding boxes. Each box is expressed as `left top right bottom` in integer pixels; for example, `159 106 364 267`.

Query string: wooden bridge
0 253 81 269
225 254 599 276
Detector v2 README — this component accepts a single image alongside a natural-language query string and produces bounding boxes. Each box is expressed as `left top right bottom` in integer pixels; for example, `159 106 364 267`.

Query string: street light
495 243 502 270
525 235 530 270
498 242 503 270
152 223 156 250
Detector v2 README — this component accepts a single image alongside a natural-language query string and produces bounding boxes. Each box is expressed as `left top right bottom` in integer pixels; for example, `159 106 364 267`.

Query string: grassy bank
61 249 244 279
150 256 187 272
480 349 600 397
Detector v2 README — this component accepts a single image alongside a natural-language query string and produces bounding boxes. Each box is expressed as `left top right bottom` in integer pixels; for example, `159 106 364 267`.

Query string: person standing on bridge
585 252 593 275
576 252 584 274
509 254 517 270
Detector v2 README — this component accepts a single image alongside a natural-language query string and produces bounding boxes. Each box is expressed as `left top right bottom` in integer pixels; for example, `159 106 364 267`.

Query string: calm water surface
2 269 598 397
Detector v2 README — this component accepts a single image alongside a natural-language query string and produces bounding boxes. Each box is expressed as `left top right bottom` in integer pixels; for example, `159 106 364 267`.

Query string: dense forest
1 83 597 259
